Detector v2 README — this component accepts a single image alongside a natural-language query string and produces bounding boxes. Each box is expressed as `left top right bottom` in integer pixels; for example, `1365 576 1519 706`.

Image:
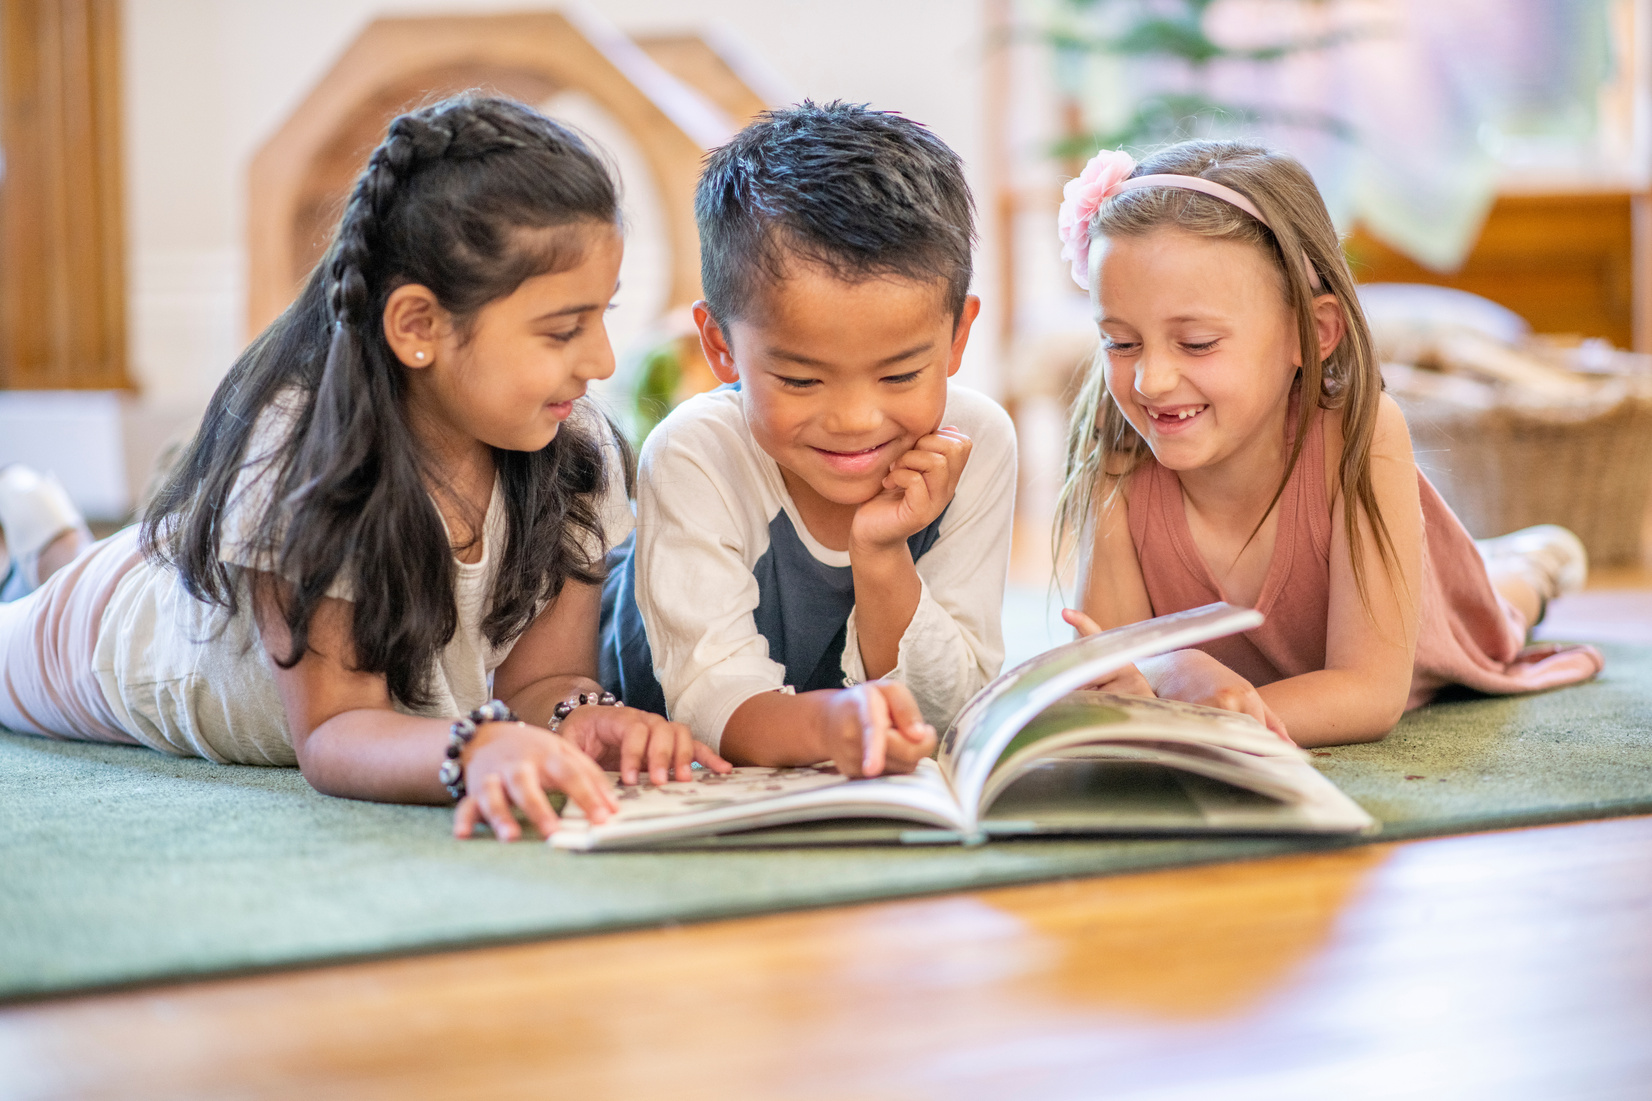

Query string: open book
552 603 1377 851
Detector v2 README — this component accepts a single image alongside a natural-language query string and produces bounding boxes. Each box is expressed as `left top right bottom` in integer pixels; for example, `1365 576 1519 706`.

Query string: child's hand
453 721 619 842
822 681 938 778
850 427 972 552
1061 609 1155 696
1144 650 1293 743
557 704 732 786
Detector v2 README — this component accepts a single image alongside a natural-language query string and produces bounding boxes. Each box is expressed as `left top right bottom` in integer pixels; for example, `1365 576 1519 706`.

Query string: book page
976 696 1299 811
969 692 1375 834
550 759 968 851
984 692 1297 783
980 752 1376 834
937 602 1263 822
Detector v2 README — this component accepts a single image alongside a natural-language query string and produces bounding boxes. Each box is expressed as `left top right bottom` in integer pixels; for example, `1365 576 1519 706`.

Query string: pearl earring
414 351 426 361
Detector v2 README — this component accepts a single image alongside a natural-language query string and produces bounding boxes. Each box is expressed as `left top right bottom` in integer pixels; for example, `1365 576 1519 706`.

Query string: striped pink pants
0 528 142 743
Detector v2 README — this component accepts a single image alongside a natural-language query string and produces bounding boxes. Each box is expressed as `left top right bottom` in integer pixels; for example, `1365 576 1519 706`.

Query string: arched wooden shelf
244 11 755 338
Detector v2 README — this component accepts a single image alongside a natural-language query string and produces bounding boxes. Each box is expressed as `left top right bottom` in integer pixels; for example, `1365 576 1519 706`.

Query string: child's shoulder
942 385 1018 506
642 384 740 439
637 386 760 474
943 384 1016 455
1318 392 1414 509
944 382 1012 427
1319 391 1413 466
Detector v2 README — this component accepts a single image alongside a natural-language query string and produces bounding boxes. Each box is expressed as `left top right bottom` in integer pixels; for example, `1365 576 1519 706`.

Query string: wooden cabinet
1347 192 1646 352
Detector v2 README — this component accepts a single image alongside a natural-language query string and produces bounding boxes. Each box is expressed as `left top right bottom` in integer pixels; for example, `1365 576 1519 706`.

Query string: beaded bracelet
438 699 519 802
548 690 621 734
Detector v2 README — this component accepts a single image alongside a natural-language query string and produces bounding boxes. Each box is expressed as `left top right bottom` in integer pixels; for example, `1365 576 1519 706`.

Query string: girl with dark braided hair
0 95 729 841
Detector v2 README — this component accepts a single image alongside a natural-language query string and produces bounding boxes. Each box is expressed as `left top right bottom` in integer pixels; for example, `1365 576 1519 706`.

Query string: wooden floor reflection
5 814 1650 1100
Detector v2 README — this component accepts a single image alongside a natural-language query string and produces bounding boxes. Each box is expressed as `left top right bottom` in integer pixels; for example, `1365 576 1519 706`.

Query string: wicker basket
1398 389 1652 565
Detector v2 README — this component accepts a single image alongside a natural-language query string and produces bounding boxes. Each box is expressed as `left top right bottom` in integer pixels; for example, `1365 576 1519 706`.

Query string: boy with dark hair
601 101 1016 777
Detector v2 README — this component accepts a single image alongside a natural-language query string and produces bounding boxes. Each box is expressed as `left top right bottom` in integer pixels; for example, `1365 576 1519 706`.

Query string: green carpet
3 641 1649 1001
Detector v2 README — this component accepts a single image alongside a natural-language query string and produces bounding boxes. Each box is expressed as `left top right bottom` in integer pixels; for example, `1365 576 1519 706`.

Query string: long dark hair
144 95 623 709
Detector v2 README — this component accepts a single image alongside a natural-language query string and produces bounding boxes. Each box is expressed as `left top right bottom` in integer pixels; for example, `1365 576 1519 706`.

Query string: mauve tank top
1126 401 1602 708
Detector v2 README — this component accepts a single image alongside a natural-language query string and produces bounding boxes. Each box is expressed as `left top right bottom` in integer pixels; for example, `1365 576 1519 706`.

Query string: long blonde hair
1053 140 1399 608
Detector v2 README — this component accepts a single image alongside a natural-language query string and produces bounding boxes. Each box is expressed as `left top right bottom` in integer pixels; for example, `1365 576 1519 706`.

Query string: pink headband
1058 150 1322 292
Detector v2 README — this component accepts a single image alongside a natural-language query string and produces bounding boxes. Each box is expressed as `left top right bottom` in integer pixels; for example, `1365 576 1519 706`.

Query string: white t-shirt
92 392 632 766
627 384 1017 750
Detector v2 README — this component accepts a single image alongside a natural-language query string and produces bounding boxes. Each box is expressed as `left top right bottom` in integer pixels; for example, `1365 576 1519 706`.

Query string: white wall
120 0 1002 413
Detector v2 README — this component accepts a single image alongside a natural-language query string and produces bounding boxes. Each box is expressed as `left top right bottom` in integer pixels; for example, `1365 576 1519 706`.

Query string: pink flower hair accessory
1057 149 1136 291
1058 151 1326 293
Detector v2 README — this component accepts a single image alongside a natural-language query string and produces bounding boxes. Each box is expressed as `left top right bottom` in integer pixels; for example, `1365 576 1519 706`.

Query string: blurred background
1 0 1649 632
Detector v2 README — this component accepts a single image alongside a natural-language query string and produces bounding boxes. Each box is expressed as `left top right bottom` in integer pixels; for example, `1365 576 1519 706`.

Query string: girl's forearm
299 674 613 802
504 673 605 727
1257 670 1409 747
295 709 456 803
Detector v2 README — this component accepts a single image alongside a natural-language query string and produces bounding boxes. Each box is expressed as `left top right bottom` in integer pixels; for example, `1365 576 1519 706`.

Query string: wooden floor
4 558 1649 1101
4 815 1651 1100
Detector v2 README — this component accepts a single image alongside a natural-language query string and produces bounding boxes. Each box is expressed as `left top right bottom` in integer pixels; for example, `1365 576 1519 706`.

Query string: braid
324 101 556 331
327 114 449 329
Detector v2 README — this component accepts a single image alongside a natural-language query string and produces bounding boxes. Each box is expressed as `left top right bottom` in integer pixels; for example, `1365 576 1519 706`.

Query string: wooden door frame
0 0 131 390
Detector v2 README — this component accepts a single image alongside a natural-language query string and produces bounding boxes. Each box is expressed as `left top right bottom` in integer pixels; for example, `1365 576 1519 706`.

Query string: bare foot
1478 525 1589 634
1488 562 1544 634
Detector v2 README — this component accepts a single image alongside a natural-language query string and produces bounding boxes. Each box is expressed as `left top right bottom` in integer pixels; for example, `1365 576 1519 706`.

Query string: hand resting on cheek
849 426 973 553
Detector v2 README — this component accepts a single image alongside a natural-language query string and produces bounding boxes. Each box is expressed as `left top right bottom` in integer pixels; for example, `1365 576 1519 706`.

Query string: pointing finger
543 746 617 824
618 719 650 787
646 719 675 786
453 794 481 840
504 760 560 840
859 687 891 778
693 740 733 774
476 772 519 843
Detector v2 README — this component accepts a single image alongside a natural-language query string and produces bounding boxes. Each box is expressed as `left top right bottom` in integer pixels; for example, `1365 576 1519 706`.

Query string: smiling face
700 262 975 520
393 225 623 457
1093 227 1302 475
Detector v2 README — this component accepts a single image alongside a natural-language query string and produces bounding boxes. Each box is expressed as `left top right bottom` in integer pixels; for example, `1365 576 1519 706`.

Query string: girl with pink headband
1052 140 1601 746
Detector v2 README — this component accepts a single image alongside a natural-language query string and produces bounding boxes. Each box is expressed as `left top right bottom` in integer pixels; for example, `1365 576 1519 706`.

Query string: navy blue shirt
601 508 947 715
